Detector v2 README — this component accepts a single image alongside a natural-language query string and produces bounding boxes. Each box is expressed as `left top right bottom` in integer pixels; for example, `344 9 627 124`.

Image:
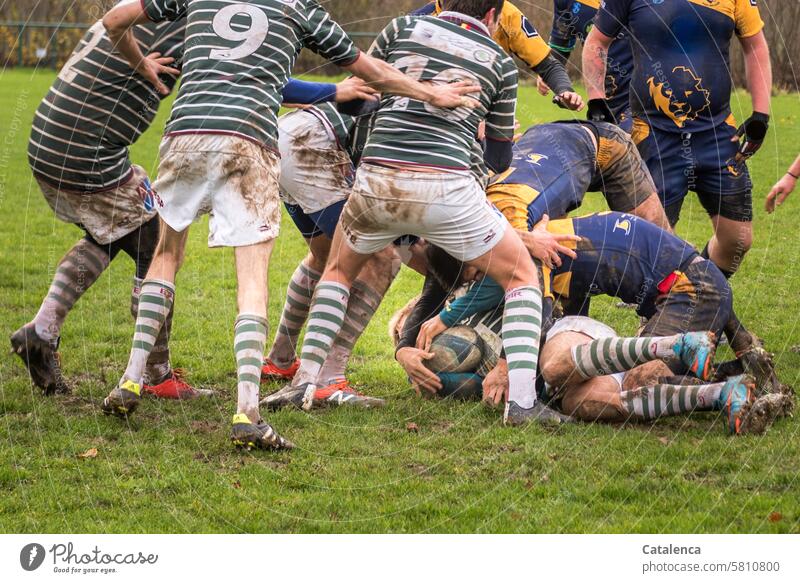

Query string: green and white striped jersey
361 12 517 171
143 0 360 151
28 17 185 192
305 102 354 150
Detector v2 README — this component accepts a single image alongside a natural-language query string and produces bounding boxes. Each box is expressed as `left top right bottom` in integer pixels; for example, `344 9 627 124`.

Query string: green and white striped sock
503 286 543 409
572 335 682 379
620 382 724 420
268 261 321 367
33 238 110 341
318 279 390 384
295 281 350 387
235 314 268 422
122 279 174 384
131 277 173 384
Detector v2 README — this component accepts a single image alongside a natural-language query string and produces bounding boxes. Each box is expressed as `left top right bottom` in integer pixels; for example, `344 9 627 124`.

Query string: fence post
17 24 23 67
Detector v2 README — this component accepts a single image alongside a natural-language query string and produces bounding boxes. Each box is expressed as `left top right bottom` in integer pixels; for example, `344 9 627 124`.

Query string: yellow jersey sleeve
734 0 764 38
494 1 551 69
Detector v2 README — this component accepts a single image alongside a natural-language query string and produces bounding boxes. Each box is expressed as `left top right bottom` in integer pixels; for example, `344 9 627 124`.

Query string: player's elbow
103 9 128 39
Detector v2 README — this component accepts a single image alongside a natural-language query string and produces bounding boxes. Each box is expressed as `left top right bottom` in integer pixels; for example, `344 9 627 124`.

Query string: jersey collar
437 11 491 37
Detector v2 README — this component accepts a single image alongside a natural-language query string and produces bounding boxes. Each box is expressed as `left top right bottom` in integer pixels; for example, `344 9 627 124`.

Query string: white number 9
209 4 269 61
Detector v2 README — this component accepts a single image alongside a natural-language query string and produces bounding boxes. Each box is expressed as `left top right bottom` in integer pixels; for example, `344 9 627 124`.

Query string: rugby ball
426 325 485 374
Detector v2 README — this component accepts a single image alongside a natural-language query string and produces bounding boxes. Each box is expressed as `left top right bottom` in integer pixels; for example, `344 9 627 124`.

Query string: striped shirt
143 0 360 151
361 12 518 171
28 18 185 192
306 102 354 150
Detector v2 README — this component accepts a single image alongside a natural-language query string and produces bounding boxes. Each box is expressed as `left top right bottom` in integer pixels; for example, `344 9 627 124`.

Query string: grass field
1 68 799 533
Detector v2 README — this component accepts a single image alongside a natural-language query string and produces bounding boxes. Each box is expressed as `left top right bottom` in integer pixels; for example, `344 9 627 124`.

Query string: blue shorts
285 199 346 239
633 118 753 224
286 199 419 248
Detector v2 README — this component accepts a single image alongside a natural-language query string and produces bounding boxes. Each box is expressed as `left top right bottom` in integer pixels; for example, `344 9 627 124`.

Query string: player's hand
554 91 584 111
429 80 481 110
518 215 580 269
586 98 616 123
416 316 447 351
732 112 769 162
335 76 379 103
396 347 442 395
482 358 509 408
137 52 180 96
765 172 797 213
536 76 551 96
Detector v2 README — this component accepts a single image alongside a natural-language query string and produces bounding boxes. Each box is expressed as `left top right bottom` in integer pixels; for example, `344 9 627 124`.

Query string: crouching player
488 121 670 231
262 101 400 406
292 0 561 425
529 316 791 435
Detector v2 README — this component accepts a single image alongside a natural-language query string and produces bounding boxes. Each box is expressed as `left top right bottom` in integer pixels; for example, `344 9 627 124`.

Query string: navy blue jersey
546 212 699 307
549 0 633 120
595 0 764 133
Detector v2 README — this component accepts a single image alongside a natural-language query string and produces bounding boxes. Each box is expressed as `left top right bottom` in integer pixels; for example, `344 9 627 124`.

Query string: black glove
586 98 616 124
734 112 769 161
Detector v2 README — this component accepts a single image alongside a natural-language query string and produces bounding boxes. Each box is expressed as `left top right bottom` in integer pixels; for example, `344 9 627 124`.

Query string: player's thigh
631 119 689 210
540 331 589 388
561 376 625 422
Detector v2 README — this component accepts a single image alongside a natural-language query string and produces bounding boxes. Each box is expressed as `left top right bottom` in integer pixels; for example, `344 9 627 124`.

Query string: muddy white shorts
277 110 353 214
37 164 157 246
340 163 507 262
153 134 281 248
547 315 625 388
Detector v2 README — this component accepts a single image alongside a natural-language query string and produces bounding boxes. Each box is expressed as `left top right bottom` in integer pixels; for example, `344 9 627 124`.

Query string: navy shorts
285 199 346 239
633 118 753 225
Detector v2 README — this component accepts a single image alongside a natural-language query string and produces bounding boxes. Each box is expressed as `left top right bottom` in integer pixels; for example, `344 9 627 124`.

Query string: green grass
1 68 799 533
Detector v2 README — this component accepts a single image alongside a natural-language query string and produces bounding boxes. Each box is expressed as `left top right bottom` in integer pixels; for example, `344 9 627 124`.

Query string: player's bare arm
733 31 772 161
102 2 179 95
766 154 800 213
335 76 379 103
581 28 615 122
344 54 480 110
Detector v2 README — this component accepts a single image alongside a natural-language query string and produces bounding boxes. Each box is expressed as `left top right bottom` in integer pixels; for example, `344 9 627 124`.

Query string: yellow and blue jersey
415 1 552 70
549 0 633 123
487 122 599 230
595 0 764 133
543 212 698 309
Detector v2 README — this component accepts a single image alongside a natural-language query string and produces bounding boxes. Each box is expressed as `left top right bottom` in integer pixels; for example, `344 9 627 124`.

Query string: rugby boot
101 379 142 418
264 380 385 410
10 323 69 395
261 385 305 410
712 358 744 382
230 413 294 451
143 369 213 399
737 344 781 396
503 400 573 427
714 374 755 435
261 358 300 381
673 331 716 381
312 380 386 408
738 392 794 436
